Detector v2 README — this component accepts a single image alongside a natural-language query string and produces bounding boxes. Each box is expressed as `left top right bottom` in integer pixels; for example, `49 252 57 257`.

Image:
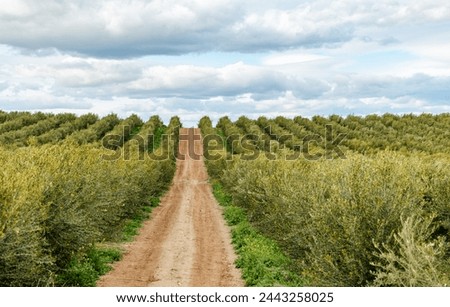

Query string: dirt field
97 128 243 287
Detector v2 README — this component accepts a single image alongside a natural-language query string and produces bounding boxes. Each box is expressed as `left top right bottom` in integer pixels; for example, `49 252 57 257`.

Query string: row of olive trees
0 113 78 146
33 113 99 145
200 115 450 286
212 113 450 155
220 152 449 286
66 114 120 145
290 113 450 154
0 115 181 286
0 110 42 125
0 112 49 135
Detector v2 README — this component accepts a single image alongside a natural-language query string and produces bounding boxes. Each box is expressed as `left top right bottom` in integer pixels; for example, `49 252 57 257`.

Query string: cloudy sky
1 0 450 126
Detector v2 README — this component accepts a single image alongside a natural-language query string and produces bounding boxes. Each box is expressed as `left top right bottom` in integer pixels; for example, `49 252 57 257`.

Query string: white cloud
1 46 449 123
0 1 450 124
1 0 448 57
263 52 329 66
0 0 32 17
127 62 288 98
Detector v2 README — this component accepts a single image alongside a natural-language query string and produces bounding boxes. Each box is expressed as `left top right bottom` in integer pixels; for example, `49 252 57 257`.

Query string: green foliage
0 110 7 124
57 257 98 287
198 116 213 131
131 115 165 152
121 197 160 242
233 223 301 287
167 116 182 159
210 114 450 286
198 116 229 178
0 111 178 286
372 214 449 286
35 113 98 145
0 148 55 286
103 114 144 149
224 206 246 226
212 182 302 286
66 113 120 145
0 112 49 135
216 116 244 154
57 247 122 287
220 152 450 286
257 117 299 151
216 113 450 155
0 113 77 146
2 110 449 287
236 116 271 151
88 248 122 275
0 142 174 286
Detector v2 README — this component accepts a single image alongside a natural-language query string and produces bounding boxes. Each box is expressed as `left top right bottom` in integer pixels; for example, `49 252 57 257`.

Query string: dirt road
98 128 243 287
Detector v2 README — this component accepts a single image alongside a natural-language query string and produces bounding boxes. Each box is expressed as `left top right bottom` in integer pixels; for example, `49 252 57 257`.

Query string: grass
212 181 303 286
56 247 122 286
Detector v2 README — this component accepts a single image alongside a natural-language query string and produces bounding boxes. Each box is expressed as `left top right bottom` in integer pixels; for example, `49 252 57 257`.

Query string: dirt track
98 128 243 287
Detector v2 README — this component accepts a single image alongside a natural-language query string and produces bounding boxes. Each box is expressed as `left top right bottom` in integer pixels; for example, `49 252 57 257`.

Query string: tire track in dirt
97 128 243 287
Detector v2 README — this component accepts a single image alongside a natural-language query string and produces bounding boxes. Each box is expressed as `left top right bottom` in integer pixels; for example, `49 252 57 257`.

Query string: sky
1 0 450 126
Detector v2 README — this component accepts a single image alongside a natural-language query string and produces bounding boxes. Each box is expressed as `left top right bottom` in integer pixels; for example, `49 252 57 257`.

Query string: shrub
0 148 54 286
0 142 175 286
372 214 449 286
221 152 450 286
